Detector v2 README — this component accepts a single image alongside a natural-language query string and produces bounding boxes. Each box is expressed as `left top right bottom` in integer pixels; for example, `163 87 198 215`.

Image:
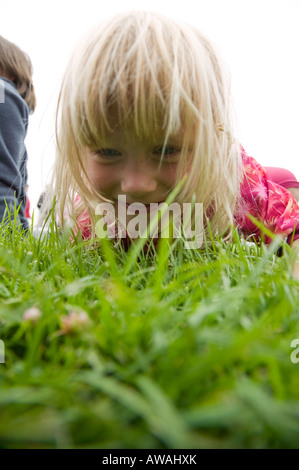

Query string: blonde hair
0 35 36 112
50 10 242 240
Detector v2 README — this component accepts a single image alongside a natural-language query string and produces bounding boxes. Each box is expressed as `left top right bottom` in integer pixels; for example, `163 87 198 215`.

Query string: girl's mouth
126 202 165 212
115 197 166 213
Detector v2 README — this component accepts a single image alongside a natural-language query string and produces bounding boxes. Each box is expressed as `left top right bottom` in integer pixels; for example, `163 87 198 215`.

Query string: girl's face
85 128 191 207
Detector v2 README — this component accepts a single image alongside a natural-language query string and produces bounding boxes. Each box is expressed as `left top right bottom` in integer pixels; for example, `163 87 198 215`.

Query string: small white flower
60 311 89 334
23 307 42 323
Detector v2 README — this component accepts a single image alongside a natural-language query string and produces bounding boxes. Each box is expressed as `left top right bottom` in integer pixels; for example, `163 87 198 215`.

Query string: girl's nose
120 164 157 198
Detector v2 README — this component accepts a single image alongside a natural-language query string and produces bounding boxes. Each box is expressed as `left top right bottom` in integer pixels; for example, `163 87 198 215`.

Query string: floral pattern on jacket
234 146 299 244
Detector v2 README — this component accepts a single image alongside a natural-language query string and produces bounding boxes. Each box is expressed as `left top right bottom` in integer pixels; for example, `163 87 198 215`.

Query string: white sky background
1 0 299 217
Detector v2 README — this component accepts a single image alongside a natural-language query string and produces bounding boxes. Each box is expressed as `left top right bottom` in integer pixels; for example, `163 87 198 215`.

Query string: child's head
0 35 36 112
53 10 241 238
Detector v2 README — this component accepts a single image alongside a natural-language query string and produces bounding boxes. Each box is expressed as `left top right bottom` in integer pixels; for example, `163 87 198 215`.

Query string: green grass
0 212 299 449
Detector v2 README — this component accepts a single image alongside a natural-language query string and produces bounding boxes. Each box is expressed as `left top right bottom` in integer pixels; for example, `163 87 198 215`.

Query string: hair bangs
67 11 203 151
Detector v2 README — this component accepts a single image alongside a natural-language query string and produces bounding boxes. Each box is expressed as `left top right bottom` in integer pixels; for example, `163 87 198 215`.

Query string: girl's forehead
80 98 195 149
104 124 187 145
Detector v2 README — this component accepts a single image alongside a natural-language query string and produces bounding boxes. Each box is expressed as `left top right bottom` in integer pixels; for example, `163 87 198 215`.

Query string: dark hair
0 35 36 112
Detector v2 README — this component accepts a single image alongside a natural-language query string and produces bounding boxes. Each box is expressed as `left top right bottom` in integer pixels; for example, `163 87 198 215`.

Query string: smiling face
84 128 193 208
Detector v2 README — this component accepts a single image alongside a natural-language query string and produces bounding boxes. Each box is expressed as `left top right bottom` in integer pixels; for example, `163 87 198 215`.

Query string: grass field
0 214 299 449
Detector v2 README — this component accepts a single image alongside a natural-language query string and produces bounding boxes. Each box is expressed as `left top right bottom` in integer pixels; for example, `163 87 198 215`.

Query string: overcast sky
1 0 299 215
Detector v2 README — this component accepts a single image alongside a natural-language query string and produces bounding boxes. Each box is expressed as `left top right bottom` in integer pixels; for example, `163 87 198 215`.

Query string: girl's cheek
161 164 179 186
86 160 117 191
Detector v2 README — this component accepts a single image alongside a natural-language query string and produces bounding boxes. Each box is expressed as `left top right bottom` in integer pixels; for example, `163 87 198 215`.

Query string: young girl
0 35 36 230
48 11 299 274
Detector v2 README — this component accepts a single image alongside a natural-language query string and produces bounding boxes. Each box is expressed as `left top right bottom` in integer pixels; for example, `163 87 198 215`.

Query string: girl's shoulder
74 194 92 240
239 146 268 193
240 145 260 171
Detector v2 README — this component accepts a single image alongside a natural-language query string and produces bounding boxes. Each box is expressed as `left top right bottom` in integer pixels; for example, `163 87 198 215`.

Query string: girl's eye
96 148 122 157
153 146 179 157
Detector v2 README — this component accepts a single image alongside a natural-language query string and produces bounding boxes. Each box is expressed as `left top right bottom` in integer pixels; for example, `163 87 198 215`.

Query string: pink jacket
234 147 299 245
76 146 299 245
